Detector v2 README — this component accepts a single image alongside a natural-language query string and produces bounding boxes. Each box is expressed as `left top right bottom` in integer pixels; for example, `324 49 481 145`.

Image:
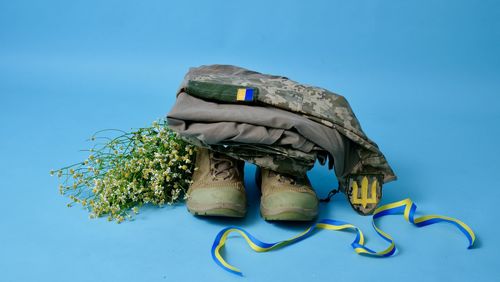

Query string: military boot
186 148 246 217
257 167 318 221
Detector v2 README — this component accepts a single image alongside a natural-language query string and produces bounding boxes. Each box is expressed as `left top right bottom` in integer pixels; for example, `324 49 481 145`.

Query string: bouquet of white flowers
51 119 196 223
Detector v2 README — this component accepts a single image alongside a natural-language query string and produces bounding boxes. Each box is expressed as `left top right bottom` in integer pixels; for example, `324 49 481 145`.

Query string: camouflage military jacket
168 65 396 184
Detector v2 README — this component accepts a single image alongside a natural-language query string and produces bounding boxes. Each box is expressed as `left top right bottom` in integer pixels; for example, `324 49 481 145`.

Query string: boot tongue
210 152 237 180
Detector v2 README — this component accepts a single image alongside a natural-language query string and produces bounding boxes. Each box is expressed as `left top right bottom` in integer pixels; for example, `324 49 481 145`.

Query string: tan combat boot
257 167 318 221
186 148 246 217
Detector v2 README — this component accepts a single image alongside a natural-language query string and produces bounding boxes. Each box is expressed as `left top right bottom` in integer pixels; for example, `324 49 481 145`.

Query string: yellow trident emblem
350 176 379 208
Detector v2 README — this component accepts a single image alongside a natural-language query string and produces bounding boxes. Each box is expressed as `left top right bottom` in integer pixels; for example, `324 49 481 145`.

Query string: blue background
1 1 499 281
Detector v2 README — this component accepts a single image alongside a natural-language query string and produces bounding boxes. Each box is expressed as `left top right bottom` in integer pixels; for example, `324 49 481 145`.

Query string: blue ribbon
211 198 476 276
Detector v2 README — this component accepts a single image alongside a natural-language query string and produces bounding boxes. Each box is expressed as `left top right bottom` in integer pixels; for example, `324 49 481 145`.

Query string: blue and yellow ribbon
211 198 475 276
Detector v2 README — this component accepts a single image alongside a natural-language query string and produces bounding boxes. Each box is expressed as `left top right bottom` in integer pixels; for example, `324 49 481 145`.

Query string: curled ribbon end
467 240 476 249
227 269 243 277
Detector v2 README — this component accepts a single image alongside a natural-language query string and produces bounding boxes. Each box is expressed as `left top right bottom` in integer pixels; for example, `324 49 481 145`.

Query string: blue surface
1 1 499 281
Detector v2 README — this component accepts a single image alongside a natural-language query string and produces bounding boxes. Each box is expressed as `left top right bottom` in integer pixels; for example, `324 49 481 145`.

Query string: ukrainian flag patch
236 88 254 102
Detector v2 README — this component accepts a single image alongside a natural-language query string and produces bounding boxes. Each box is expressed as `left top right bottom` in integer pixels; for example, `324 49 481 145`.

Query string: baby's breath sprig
51 119 196 223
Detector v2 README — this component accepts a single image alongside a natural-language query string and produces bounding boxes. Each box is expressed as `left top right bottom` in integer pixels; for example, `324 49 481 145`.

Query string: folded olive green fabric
168 92 343 175
168 65 396 184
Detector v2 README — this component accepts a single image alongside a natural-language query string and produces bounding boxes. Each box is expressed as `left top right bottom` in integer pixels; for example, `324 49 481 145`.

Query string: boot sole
260 206 317 221
189 208 245 218
187 203 246 218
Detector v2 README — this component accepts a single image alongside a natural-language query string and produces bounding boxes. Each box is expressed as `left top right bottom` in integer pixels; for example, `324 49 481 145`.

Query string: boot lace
210 152 239 181
268 170 297 185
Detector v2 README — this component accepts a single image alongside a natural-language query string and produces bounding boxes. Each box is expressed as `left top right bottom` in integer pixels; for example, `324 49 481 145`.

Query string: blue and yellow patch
236 88 254 102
